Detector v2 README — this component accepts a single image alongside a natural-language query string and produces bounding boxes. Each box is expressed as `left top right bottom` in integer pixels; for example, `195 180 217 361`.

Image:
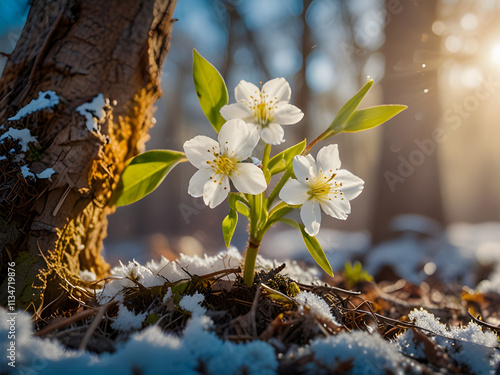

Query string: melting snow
98 247 319 304
8 91 59 121
21 165 35 179
36 168 56 180
111 304 147 332
179 292 206 316
0 128 37 152
295 291 339 326
297 330 407 375
76 94 107 132
397 308 500 374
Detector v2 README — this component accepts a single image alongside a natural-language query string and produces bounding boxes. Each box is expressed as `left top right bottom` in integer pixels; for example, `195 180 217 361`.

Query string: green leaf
342 105 407 133
279 218 333 276
222 209 238 249
228 194 250 217
267 139 306 175
193 49 228 133
320 79 374 140
111 150 186 207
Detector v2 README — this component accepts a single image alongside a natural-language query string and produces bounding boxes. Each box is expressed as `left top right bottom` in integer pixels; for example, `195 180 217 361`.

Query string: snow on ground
261 216 500 287
8 90 59 121
3 244 500 374
396 308 500 374
76 94 107 132
99 247 319 304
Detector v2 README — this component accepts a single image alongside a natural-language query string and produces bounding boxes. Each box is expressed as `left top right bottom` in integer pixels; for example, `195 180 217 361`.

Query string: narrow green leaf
279 218 333 276
111 150 186 207
222 209 238 249
320 79 374 140
267 139 307 175
342 105 408 133
193 49 228 133
267 203 294 225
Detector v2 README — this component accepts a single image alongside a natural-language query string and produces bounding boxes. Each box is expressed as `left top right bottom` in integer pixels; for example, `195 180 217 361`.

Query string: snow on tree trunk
0 0 177 313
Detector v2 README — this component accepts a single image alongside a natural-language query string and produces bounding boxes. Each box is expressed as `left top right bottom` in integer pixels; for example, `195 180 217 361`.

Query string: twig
78 301 117 351
34 301 118 337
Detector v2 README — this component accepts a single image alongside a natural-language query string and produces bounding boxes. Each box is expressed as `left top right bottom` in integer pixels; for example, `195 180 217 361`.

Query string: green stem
261 143 271 171
267 168 292 209
243 237 261 286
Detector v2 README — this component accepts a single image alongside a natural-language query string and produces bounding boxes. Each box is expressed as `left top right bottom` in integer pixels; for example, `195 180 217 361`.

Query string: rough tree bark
0 0 177 313
371 0 445 243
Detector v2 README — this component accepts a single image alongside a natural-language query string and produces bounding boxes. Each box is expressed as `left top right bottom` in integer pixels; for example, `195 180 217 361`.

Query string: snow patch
76 94 107 132
111 304 147 332
21 165 35 179
80 269 96 282
297 330 407 374
36 167 56 180
98 248 319 304
8 91 59 121
0 155 5 161
0 308 278 374
295 291 340 326
396 308 500 374
0 128 37 152
179 292 206 316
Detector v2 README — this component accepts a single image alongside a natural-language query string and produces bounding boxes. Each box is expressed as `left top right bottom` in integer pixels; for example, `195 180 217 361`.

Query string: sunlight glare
490 42 500 65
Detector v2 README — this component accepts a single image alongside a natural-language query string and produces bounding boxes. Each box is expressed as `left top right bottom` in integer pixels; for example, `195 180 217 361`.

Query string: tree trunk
370 0 445 243
0 0 177 314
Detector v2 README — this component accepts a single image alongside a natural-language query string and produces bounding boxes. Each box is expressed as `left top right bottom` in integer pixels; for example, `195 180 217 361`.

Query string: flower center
307 174 343 201
212 155 236 175
254 101 272 126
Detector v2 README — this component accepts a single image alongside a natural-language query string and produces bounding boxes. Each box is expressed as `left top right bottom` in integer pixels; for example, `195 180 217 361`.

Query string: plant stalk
243 238 261 286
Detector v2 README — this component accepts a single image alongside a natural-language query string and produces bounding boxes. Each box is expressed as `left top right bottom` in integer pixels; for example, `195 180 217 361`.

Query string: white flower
220 78 304 145
183 119 267 208
279 145 364 236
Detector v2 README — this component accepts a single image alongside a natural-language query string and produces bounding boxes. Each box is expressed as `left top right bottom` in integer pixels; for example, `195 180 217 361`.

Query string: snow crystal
8 90 59 121
76 93 107 132
396 308 500 374
36 167 56 180
0 127 37 152
111 304 147 332
21 164 35 179
80 269 96 282
295 291 339 326
299 330 406 375
179 292 206 316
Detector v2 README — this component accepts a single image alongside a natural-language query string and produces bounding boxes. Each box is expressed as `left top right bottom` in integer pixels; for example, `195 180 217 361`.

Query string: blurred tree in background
1 0 499 266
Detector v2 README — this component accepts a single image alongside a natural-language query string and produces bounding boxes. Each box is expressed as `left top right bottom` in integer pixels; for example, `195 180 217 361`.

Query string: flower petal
218 119 259 160
187 168 213 197
292 154 317 182
260 122 284 145
235 80 261 104
273 103 304 125
279 179 309 205
203 174 230 208
220 103 252 121
230 163 267 194
335 169 364 200
316 144 341 178
262 78 291 103
300 199 321 236
183 135 219 168
320 196 350 220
